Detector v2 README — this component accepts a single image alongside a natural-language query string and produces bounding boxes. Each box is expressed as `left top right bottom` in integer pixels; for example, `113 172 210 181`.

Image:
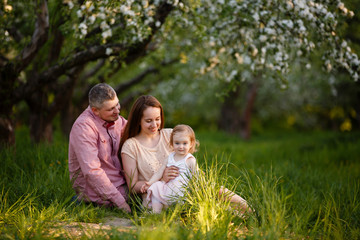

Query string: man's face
92 97 120 122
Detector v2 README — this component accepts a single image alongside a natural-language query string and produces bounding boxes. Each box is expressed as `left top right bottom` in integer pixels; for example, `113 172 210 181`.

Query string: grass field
1 127 359 239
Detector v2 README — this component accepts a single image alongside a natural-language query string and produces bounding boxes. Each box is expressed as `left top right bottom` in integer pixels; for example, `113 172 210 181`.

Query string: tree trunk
29 113 53 143
218 87 242 133
218 82 258 140
0 0 49 146
60 92 89 138
0 117 15 147
355 81 360 128
239 82 257 139
26 89 52 143
0 64 17 147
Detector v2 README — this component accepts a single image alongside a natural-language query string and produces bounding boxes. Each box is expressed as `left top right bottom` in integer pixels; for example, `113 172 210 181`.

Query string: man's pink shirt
68 106 127 208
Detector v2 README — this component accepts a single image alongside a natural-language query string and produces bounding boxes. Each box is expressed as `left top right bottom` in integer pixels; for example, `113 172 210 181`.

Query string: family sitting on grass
68 83 251 214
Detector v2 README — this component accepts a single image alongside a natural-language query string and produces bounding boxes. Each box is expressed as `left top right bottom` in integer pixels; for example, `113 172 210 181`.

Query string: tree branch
115 58 178 94
15 1 175 102
47 66 84 121
115 66 158 94
7 26 23 43
14 43 122 100
15 0 49 72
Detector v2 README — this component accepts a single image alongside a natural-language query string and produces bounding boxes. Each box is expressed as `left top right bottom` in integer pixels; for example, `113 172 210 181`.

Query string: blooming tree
0 0 178 144
175 0 360 138
185 0 359 86
0 0 359 144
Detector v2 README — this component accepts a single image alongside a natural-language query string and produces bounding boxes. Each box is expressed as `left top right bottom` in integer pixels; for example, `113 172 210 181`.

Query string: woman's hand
162 165 179 183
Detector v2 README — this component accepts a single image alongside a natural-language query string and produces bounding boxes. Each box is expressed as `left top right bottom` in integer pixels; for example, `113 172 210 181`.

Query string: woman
120 95 251 212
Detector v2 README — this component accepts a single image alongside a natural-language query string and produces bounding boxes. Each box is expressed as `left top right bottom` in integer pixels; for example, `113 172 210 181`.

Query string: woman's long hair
119 95 164 154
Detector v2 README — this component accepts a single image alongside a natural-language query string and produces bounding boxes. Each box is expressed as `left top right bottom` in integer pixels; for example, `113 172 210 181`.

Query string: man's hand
118 202 131 213
162 165 179 183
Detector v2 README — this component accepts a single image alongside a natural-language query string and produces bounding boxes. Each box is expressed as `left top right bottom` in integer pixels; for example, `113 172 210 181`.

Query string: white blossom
79 22 87 30
353 72 358 82
98 13 106 19
89 15 96 24
281 19 294 29
264 27 276 35
102 29 112 39
253 12 259 22
105 48 113 55
226 70 237 82
100 21 109 30
243 55 252 65
76 9 82 18
337 2 345 10
68 1 74 9
259 35 267 42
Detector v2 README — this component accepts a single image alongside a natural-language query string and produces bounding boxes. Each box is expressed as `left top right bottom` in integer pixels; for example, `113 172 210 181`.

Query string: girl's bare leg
151 197 163 213
152 202 163 213
219 186 252 213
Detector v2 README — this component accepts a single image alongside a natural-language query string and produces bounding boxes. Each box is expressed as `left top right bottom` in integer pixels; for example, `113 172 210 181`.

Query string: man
68 83 131 212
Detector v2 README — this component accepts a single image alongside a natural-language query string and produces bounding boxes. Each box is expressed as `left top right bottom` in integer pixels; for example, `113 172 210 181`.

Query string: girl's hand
162 166 179 183
140 182 150 193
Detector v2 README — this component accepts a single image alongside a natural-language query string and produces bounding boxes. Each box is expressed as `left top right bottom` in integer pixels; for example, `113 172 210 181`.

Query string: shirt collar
104 121 115 129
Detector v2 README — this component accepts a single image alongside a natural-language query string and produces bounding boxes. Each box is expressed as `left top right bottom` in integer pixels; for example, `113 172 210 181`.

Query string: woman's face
140 106 161 135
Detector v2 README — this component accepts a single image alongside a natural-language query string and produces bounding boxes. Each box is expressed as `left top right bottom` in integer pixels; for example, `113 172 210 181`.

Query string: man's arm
70 123 130 212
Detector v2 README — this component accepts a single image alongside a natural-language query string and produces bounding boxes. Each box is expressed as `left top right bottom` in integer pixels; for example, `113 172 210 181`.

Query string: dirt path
48 217 135 238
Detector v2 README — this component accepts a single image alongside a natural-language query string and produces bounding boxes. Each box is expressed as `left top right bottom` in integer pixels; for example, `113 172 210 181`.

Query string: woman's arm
121 152 146 194
147 160 168 185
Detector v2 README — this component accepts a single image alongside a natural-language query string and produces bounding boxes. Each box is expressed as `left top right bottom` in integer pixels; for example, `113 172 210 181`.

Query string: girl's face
172 132 191 156
140 107 161 136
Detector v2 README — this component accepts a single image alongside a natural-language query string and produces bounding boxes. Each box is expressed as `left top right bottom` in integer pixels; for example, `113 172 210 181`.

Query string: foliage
1 0 360 144
184 0 360 85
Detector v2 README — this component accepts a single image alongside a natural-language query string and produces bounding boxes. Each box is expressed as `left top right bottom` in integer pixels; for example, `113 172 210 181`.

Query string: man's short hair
89 83 117 109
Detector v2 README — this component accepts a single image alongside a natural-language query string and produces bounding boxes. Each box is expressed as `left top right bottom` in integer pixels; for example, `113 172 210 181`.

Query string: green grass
1 127 359 239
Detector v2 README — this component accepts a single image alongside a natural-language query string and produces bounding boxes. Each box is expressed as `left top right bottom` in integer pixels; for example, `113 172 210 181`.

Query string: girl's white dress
145 152 193 207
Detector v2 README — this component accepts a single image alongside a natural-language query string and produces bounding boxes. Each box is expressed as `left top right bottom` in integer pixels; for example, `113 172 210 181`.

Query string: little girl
141 124 199 213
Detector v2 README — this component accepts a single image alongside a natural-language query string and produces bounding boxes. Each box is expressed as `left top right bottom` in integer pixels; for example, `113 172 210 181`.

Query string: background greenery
1 127 359 239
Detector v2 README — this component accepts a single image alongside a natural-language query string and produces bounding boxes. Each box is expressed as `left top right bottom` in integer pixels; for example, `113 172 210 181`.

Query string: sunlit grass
0 128 359 239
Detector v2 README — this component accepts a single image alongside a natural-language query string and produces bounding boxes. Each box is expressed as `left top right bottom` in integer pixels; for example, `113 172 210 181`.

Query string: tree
1 0 359 146
183 0 360 137
0 0 176 145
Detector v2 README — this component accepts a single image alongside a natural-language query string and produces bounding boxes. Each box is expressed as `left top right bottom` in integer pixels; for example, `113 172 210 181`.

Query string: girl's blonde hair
170 124 199 154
